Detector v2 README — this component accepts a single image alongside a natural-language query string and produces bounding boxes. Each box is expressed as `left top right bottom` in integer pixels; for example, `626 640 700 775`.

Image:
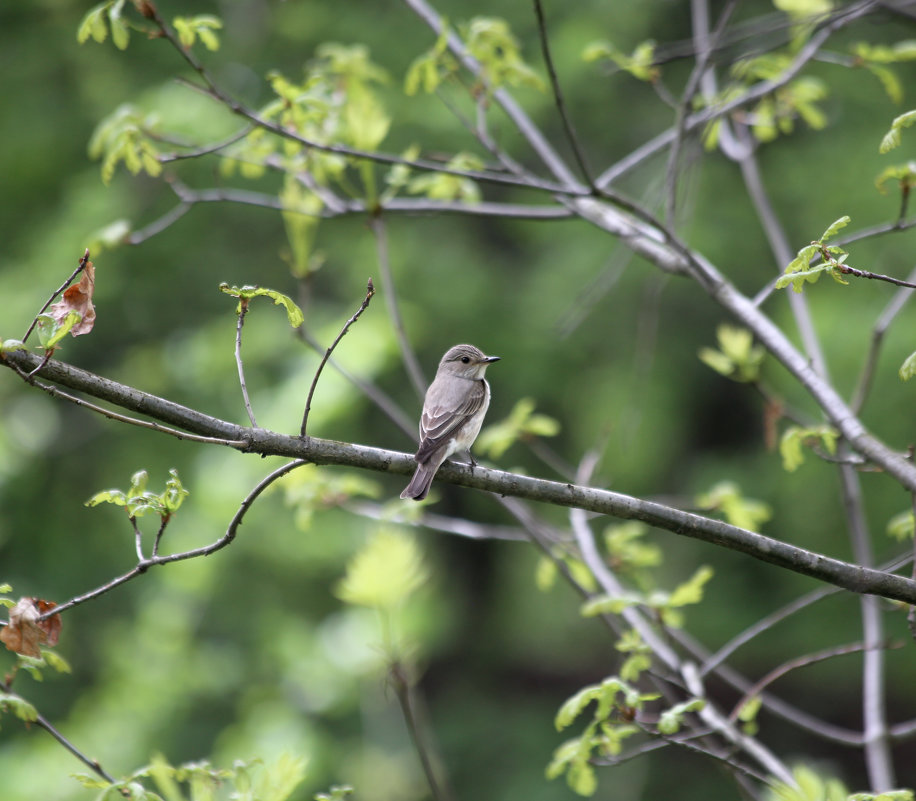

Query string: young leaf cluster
74 752 306 801
548 676 657 796
724 54 827 144
696 481 772 532
77 0 132 51
698 325 765 383
87 104 162 185
172 15 222 52
582 40 659 82
461 17 545 92
776 216 851 293
851 41 916 105
475 397 560 459
763 764 846 801
86 469 188 520
581 565 714 628
779 425 838 472
879 109 916 154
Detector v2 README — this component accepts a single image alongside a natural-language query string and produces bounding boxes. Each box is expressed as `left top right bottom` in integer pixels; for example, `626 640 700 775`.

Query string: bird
400 344 500 501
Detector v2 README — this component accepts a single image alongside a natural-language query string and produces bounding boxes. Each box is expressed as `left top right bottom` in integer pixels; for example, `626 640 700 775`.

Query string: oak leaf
0 598 61 658
48 262 96 337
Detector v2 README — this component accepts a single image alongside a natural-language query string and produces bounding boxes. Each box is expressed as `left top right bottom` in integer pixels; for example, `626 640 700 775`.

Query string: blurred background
1 0 916 798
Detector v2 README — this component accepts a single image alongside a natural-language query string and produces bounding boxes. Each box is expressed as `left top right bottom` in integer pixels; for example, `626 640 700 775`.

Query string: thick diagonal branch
4 349 916 604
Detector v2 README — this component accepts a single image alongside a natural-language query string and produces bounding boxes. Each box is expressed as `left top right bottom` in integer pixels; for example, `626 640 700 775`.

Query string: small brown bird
400 344 500 501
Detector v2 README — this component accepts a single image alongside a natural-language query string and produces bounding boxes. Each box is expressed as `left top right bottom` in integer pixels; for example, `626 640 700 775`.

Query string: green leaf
875 163 916 194
85 218 131 253
658 698 706 735
85 488 129 508
278 177 324 278
698 325 765 382
334 529 429 610
582 39 659 82
0 692 39 724
899 351 916 381
779 425 839 471
108 0 129 51
697 481 771 532
668 565 714 607
1 339 27 355
36 310 81 350
463 17 545 92
43 650 72 674
162 469 189 514
555 683 603 731
477 397 561 458
886 510 914 541
866 64 903 105
252 753 307 801
580 592 642 617
819 215 850 242
218 284 305 328
880 109 916 153
77 3 110 44
173 16 223 51
407 152 483 203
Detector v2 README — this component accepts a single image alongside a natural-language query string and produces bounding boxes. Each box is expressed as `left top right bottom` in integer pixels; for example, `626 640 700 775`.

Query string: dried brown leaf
0 597 61 658
48 262 96 337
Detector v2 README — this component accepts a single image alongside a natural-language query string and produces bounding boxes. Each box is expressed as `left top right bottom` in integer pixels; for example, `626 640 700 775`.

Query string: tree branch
4 349 916 605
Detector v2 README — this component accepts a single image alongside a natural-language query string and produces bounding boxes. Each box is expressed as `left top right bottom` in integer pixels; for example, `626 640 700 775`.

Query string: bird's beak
484 355 501 363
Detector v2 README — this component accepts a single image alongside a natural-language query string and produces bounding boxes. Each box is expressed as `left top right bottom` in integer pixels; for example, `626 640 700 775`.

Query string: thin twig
664 0 737 224
728 640 897 725
22 250 91 344
300 279 376 437
156 124 254 163
0 683 119 786
389 662 454 801
234 299 257 427
296 325 414 437
531 0 592 187
701 586 838 677
850 265 916 414
369 217 426 398
836 262 916 290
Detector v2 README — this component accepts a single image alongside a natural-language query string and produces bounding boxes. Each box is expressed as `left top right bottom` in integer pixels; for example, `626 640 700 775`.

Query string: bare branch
300 279 376 437
531 0 593 187
5 347 916 605
369 217 426 398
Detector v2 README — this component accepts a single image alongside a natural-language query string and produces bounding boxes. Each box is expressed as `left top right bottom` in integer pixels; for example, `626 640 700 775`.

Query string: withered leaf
0 597 62 658
48 262 96 337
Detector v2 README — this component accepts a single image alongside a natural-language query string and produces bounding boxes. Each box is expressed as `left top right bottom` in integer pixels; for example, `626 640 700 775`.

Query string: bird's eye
461 356 470 363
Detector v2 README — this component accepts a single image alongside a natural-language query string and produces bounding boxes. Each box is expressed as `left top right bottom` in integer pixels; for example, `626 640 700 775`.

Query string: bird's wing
415 378 487 461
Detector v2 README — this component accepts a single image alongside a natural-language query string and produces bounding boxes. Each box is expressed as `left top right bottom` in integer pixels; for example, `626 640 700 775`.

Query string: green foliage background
1 0 916 799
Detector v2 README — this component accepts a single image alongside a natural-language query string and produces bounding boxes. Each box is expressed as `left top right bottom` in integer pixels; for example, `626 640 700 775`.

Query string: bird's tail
400 461 438 501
